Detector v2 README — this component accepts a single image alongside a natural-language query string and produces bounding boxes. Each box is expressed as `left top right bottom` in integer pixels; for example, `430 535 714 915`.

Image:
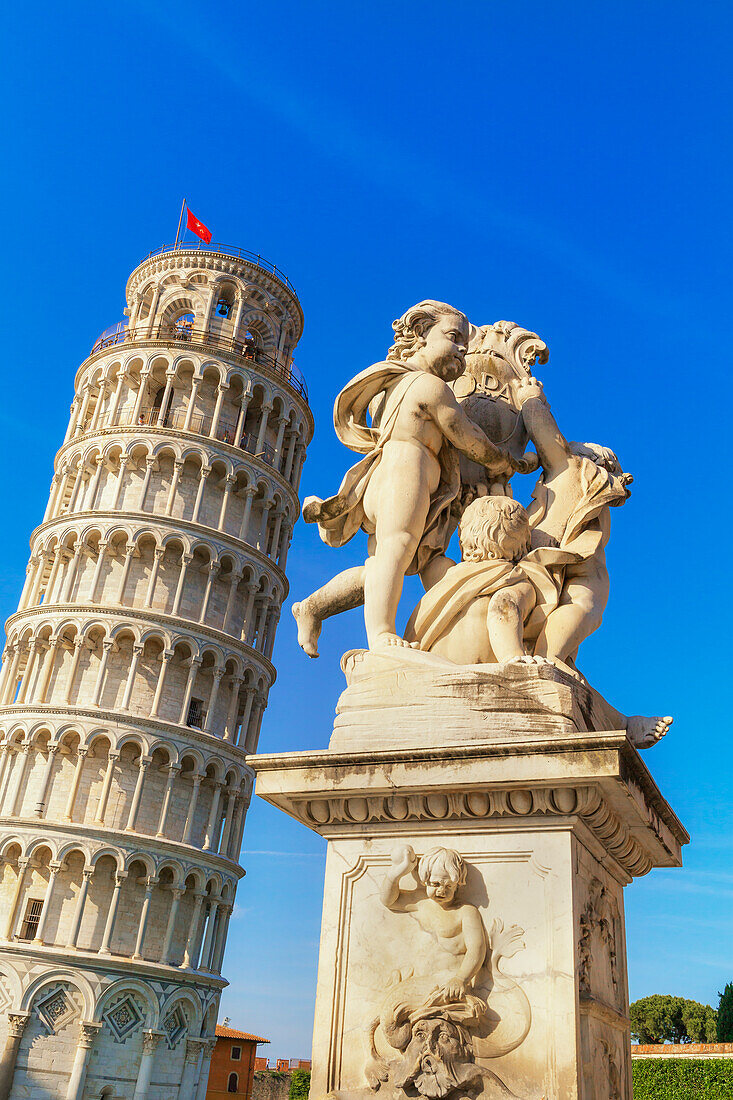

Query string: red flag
186 208 212 244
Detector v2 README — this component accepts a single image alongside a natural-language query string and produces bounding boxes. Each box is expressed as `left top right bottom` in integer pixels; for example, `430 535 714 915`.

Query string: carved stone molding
298 784 653 878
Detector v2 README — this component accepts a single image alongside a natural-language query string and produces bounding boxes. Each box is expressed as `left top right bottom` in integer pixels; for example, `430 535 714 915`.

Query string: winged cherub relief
362 846 530 1100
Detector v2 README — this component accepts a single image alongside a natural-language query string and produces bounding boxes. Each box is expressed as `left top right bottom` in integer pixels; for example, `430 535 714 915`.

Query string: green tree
289 1069 311 1100
717 983 733 1042
630 995 717 1044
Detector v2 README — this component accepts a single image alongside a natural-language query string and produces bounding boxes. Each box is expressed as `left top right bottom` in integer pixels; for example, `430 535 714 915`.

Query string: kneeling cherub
404 495 558 664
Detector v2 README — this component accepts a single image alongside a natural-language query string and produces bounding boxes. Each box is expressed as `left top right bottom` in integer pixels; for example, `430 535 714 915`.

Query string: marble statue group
293 299 670 750
270 300 686 1100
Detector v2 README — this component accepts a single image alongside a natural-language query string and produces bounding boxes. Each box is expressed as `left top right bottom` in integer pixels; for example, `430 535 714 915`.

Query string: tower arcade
0 242 311 1099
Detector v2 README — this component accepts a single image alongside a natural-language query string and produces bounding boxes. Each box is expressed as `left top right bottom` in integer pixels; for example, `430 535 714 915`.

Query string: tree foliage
630 994 717 1043
717 983 733 1042
289 1069 311 1100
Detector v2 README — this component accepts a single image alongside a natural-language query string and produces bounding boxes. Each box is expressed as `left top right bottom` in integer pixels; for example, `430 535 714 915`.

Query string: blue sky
2 0 731 1059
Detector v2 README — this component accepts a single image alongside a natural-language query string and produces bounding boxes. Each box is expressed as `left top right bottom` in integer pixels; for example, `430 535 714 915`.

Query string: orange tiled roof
215 1025 269 1043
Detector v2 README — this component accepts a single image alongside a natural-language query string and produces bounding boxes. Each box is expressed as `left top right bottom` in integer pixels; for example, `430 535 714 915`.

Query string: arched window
174 312 195 339
227 1072 239 1093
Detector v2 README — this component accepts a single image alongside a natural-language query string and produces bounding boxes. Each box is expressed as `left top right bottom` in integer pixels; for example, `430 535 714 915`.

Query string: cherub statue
364 846 530 1099
403 495 558 665
381 846 488 1002
294 301 524 653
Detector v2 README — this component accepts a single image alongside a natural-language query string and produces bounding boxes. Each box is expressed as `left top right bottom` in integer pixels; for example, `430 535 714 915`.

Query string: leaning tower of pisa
0 241 311 1099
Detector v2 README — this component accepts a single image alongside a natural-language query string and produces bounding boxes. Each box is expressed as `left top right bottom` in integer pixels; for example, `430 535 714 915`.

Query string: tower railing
90 325 308 402
143 241 297 295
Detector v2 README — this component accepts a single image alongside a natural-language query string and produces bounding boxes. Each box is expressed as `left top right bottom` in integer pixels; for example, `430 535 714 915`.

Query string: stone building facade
0 242 311 1098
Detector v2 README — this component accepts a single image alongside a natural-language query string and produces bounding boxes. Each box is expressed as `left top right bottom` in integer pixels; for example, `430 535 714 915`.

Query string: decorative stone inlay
162 1004 188 1048
103 993 145 1042
36 985 78 1033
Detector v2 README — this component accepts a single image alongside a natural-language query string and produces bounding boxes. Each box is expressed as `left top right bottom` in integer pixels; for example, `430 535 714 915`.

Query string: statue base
252 653 688 1100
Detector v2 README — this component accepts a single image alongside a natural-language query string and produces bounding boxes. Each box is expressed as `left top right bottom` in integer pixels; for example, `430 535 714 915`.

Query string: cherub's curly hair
387 300 466 362
459 495 531 564
417 847 466 887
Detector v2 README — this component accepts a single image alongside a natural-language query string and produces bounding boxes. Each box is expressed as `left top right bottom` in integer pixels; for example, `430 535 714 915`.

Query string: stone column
218 791 237 854
137 457 156 510
191 466 211 524
111 454 129 510
132 877 158 959
172 552 193 616
224 676 243 741
0 1012 30 1100
34 740 60 816
16 644 39 704
88 539 109 602
98 871 126 955
156 764 182 836
223 571 242 634
236 688 256 748
210 382 230 438
182 774 204 844
161 886 184 964
156 370 176 426
63 639 85 705
6 743 31 816
198 562 220 623
4 858 29 939
94 749 119 825
194 1038 216 1100
282 428 298 479
2 646 21 705
150 649 174 718
183 376 202 430
115 543 135 604
34 860 62 944
178 657 202 725
181 891 205 968
63 747 88 821
45 545 66 602
86 456 105 510
144 547 165 608
132 368 152 418
256 498 274 552
125 754 151 831
198 898 219 970
65 1022 102 1100
202 782 223 851
36 639 61 704
90 639 114 707
66 867 93 948
217 475 236 530
28 550 49 607
267 510 284 559
108 368 127 423
238 487 256 541
273 415 288 464
212 904 233 973
234 394 250 444
132 1030 163 1099
255 403 272 453
179 1037 206 1099
204 668 224 732
120 643 144 711
166 460 184 515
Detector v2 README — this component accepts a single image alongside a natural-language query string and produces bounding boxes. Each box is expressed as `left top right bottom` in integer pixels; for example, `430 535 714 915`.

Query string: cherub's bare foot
627 714 673 750
292 599 322 658
502 654 553 666
371 632 419 651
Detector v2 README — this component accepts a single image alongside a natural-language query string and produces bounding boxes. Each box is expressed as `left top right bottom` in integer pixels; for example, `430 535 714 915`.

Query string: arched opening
227 1072 239 1093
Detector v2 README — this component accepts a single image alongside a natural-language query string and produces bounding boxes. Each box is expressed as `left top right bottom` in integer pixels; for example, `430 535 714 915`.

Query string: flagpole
174 198 186 250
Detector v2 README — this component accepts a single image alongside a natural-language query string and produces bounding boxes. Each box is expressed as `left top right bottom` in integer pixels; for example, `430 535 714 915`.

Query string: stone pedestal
253 652 688 1100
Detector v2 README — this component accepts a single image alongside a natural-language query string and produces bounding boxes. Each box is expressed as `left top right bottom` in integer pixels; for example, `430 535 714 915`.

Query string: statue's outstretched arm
517 378 572 476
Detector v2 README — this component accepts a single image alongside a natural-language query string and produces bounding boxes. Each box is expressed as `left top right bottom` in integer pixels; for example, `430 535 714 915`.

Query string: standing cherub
294 301 519 653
